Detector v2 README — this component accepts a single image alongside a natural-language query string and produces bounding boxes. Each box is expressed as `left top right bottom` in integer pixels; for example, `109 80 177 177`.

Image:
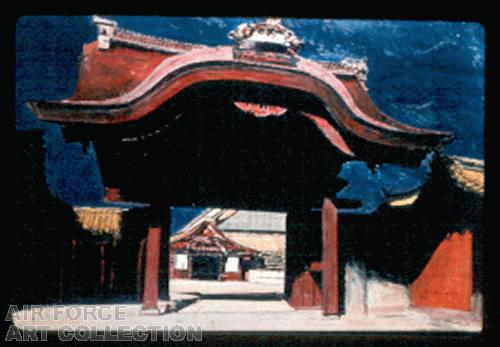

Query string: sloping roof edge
449 156 484 194
73 206 127 240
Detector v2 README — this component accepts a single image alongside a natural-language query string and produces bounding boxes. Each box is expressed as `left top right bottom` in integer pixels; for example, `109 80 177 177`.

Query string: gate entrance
191 256 221 280
29 17 452 316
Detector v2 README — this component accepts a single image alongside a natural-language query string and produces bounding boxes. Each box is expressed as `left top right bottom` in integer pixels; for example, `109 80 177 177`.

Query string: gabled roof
218 210 286 233
381 155 484 208
172 208 237 238
449 156 484 194
28 16 454 166
170 220 257 255
73 206 126 240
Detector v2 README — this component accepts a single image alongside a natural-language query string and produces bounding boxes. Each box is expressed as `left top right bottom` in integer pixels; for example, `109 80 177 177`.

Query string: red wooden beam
143 227 162 311
322 197 339 315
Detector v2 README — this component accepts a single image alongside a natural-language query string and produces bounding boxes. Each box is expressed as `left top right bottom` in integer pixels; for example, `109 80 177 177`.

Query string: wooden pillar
158 208 171 301
136 238 146 301
142 227 162 311
322 197 339 315
108 240 117 291
188 254 193 279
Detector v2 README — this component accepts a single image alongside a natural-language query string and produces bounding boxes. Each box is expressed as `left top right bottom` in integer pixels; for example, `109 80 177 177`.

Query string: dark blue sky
16 16 484 223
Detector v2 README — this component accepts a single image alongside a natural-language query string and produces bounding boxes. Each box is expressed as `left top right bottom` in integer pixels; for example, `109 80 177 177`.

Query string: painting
13 15 485 341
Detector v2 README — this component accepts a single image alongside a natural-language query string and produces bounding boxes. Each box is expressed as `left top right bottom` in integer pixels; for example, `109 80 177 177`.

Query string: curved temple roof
28 17 454 162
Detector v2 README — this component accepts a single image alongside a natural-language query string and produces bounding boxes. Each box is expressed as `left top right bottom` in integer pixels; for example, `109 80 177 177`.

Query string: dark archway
24 17 470 318
60 80 356 314
72 81 354 210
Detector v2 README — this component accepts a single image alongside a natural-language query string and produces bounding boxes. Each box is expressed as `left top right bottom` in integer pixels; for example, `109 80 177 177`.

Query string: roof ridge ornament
339 57 369 83
92 15 118 50
228 18 303 54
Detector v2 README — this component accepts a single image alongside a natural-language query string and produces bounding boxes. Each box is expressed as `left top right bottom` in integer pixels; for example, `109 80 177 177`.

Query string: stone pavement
13 279 482 332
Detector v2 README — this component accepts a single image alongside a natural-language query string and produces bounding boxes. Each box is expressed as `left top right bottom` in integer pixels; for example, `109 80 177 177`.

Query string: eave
27 19 454 164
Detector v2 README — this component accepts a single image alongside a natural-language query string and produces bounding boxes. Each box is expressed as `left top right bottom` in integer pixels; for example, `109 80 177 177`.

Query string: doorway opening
168 206 290 313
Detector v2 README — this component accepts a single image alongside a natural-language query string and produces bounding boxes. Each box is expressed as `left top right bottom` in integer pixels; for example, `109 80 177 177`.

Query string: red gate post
136 239 146 301
142 226 162 313
322 197 339 315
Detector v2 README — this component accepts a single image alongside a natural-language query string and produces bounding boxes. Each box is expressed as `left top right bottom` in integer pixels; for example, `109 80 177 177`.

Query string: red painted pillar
322 197 339 315
143 227 162 311
108 240 117 291
136 238 146 300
